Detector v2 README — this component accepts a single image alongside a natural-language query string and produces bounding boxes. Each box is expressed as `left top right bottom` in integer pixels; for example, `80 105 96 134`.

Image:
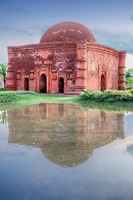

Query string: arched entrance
101 74 106 91
24 78 29 91
59 78 64 93
40 74 47 93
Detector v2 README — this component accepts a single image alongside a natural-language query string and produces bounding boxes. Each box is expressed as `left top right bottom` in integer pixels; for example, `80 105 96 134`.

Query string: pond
0 103 133 200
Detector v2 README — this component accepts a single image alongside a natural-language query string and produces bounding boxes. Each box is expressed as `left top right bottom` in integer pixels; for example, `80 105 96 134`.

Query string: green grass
1 90 133 112
0 91 75 110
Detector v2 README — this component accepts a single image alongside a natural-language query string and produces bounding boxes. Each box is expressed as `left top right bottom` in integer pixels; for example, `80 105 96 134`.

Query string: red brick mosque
6 22 126 94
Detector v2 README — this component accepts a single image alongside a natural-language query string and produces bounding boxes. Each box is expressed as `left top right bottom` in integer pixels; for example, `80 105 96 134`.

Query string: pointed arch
40 74 47 93
24 78 29 91
101 74 106 91
59 77 64 93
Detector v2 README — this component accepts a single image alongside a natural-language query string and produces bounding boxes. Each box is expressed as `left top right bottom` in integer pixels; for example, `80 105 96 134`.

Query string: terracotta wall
6 42 126 93
6 43 77 93
87 44 120 91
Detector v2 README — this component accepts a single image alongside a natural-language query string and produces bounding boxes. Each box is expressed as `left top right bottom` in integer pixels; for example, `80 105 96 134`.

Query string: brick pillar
6 63 15 90
6 48 16 90
118 51 126 90
76 43 87 94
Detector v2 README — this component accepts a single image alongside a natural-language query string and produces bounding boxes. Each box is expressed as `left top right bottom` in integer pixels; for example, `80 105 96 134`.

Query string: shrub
79 89 133 103
129 89 133 95
80 90 91 100
0 87 5 91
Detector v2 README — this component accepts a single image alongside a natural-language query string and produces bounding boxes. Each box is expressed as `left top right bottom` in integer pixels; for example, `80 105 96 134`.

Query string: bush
79 89 133 103
129 89 133 95
0 87 5 91
80 90 91 100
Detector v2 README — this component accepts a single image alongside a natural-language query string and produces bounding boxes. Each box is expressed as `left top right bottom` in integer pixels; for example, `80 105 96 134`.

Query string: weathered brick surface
6 22 126 94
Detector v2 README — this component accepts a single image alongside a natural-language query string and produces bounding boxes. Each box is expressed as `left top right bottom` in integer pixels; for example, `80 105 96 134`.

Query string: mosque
6 22 126 94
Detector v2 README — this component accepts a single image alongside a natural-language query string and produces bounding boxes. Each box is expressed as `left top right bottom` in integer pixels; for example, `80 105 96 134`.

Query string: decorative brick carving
17 73 21 80
30 73 34 80
52 73 57 80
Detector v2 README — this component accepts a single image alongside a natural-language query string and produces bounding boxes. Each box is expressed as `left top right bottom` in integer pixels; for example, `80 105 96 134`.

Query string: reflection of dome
7 104 124 167
42 141 91 167
40 22 96 43
41 136 120 167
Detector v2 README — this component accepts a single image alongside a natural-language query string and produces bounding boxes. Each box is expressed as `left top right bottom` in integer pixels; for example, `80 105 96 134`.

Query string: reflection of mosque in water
7 104 124 167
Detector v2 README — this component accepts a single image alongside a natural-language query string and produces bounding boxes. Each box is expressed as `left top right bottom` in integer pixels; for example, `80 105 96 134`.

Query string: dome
40 22 96 43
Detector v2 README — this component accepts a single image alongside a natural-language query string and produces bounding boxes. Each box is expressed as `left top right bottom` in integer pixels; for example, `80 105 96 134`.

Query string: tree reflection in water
0 111 7 124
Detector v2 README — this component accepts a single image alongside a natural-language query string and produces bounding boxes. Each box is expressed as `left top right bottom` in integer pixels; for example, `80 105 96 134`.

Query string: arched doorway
59 78 64 93
101 74 106 91
40 74 47 93
24 78 29 91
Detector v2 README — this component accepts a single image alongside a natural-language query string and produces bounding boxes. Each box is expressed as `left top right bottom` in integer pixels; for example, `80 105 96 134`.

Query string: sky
0 0 133 69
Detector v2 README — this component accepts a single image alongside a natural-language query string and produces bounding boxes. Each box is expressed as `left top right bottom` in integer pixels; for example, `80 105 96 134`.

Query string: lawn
1 90 133 112
0 91 75 110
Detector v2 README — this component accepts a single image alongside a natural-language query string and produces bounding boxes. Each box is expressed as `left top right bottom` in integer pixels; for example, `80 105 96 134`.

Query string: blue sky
0 0 133 68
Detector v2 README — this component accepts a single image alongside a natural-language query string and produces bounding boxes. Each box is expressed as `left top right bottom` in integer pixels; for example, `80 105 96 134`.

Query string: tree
0 63 7 89
126 77 133 87
125 68 133 89
126 71 131 79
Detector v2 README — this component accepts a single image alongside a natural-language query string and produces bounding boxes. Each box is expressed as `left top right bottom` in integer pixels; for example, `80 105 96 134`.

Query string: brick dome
40 22 96 43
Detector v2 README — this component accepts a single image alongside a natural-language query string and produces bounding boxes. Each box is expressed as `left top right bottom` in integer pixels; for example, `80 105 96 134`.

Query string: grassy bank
79 90 133 102
0 91 75 110
0 90 133 112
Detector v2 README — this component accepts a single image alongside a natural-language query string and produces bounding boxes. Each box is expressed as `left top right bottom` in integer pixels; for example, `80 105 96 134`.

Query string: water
0 103 133 200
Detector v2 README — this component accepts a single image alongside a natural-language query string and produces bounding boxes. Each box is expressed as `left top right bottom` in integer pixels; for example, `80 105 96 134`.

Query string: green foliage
0 91 133 113
79 89 133 103
126 71 131 79
0 63 7 76
125 68 133 89
0 111 7 124
81 90 91 100
0 91 37 103
104 89 129 95
129 89 133 95
0 91 74 106
128 68 133 76
0 87 5 91
0 63 7 89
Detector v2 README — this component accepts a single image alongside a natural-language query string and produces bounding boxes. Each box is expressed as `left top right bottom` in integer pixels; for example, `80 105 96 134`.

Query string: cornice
87 43 126 56
7 41 77 50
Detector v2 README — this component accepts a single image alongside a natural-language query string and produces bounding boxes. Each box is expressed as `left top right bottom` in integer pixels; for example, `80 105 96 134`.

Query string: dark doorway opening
24 78 29 91
59 78 64 93
40 74 47 93
101 74 106 91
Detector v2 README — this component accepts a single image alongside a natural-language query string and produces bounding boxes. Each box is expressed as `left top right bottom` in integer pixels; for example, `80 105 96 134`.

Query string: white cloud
126 53 133 71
